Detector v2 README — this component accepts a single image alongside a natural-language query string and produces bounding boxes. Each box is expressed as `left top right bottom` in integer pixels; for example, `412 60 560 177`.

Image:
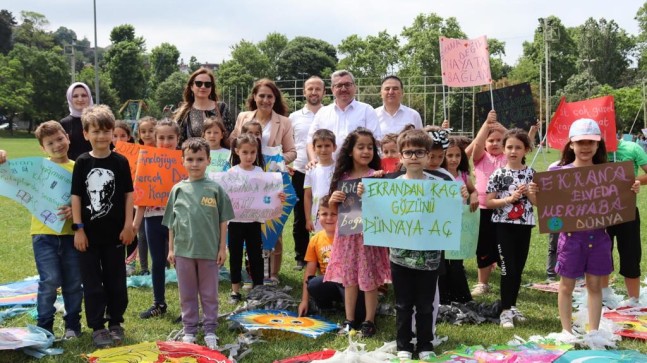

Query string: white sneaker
619 297 640 308
471 283 490 296
511 306 527 323
396 351 412 361
418 351 435 361
204 333 218 349
500 309 514 329
182 334 196 344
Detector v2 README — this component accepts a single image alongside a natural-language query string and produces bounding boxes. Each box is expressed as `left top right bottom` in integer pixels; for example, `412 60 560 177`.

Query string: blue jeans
32 234 83 332
145 216 168 304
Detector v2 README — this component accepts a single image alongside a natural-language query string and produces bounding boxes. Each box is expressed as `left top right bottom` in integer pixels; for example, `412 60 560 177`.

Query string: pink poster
439 35 492 87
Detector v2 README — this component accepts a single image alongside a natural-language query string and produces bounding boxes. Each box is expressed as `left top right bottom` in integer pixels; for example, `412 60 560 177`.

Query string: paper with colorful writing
0 157 72 233
86 341 231 363
555 350 647 362
133 146 187 207
362 178 462 250
207 150 231 173
208 171 283 223
534 161 636 233
603 307 647 340
439 35 492 87
547 96 617 152
336 178 362 236
446 206 479 260
261 171 296 250
113 141 141 181
229 310 338 339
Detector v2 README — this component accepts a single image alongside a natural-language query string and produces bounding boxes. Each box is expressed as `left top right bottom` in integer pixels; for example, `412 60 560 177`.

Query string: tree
154 71 186 110
77 66 120 114
216 60 255 113
53 26 77 47
635 2 647 70
557 68 601 101
399 13 466 77
105 41 148 102
230 40 271 79
150 42 180 86
338 30 400 78
487 38 512 81
12 11 55 50
596 85 642 132
188 56 201 73
109 24 145 50
258 32 288 78
276 37 337 80
0 10 16 54
0 54 32 119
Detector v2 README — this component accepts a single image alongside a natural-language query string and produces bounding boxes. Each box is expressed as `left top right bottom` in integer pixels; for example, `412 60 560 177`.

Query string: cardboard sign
439 35 492 87
208 171 283 223
445 206 479 260
0 157 72 233
534 161 636 233
380 157 400 173
134 147 187 207
547 96 618 152
113 141 141 181
475 83 535 129
336 178 362 236
362 178 462 250
206 150 230 173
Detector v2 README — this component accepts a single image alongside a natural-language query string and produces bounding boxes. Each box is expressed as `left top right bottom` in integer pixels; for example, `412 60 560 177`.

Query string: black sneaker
139 303 167 319
338 319 355 335
360 320 377 337
108 325 125 345
92 328 112 348
229 293 243 304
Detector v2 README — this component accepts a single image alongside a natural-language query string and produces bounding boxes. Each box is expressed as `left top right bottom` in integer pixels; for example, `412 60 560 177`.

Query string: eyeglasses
332 82 354 90
194 81 213 88
401 149 428 159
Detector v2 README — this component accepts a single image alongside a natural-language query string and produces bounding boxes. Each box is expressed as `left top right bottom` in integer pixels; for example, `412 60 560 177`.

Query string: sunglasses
194 80 213 88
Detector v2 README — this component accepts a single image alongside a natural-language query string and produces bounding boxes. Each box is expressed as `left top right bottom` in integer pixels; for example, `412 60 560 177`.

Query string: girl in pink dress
324 127 391 338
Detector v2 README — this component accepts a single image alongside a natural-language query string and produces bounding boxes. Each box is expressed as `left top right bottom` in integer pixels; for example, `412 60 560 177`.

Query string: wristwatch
71 223 84 231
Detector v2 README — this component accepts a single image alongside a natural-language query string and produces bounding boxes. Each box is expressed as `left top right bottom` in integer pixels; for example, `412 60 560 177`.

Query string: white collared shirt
376 104 423 136
289 107 316 173
307 99 380 159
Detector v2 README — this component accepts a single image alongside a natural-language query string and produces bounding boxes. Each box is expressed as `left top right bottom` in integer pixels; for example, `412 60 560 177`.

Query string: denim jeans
32 234 83 332
145 216 168 305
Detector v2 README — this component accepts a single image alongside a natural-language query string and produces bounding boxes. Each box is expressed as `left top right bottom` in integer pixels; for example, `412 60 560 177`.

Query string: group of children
2 105 643 358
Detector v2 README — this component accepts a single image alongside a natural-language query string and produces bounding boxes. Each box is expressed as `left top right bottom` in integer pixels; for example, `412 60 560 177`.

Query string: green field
1 135 646 362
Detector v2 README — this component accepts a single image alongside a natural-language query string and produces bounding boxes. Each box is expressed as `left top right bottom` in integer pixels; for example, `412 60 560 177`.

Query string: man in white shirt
307 70 381 161
376 75 423 136
289 76 325 270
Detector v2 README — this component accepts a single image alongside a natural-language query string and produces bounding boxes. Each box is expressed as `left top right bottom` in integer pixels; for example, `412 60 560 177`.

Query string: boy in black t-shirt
71 105 134 348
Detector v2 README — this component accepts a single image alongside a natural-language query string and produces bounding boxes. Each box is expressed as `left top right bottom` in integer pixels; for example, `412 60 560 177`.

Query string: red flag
439 35 492 87
547 96 617 152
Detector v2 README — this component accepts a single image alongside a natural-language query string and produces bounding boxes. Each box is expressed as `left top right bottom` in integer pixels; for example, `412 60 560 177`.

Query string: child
485 128 536 329
163 137 235 348
113 120 134 144
390 129 457 360
202 116 229 152
298 196 365 321
465 111 506 296
541 119 639 335
136 116 156 147
241 120 262 140
380 133 400 159
5 122 83 339
227 133 285 302
438 136 478 304
324 127 390 338
304 129 336 232
133 119 179 319
71 105 134 347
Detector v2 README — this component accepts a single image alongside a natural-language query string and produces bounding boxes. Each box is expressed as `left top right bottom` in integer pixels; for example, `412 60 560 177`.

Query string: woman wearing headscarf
59 82 94 160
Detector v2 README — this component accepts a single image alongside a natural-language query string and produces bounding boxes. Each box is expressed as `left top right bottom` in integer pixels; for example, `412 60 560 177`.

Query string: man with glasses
376 76 423 136
307 70 380 161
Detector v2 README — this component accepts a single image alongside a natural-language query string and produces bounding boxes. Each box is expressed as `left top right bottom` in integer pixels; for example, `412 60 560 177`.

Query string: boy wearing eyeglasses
390 129 467 361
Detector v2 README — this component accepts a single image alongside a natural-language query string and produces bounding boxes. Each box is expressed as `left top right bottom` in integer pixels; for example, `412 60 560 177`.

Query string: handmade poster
274 350 336 363
622 133 634 141
475 83 535 129
206 150 230 174
261 172 296 250
446 206 479 260
263 145 288 173
554 350 647 362
603 307 647 340
413 345 482 362
439 35 492 87
0 157 72 233
0 325 61 358
474 342 571 362
336 178 362 236
0 278 38 306
86 341 232 363
534 161 636 233
113 141 141 181
547 96 618 152
229 310 338 339
362 178 462 251
381 157 400 173
526 280 584 294
208 171 283 223
133 146 187 207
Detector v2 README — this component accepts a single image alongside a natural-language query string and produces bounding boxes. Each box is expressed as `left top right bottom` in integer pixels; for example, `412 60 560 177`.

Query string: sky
5 0 645 67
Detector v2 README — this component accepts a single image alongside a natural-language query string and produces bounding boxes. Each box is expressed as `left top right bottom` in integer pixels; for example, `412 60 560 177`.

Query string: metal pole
544 18 550 132
93 0 100 103
539 63 542 138
471 87 476 138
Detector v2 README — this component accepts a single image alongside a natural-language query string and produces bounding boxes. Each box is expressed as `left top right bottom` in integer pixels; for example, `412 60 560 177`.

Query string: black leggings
228 222 264 287
496 223 532 310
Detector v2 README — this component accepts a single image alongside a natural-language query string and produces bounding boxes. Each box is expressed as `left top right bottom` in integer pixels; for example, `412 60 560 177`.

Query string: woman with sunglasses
175 68 230 146
229 78 297 285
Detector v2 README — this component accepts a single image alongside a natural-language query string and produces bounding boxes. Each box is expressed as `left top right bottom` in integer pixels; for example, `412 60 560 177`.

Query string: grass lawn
1 135 646 362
